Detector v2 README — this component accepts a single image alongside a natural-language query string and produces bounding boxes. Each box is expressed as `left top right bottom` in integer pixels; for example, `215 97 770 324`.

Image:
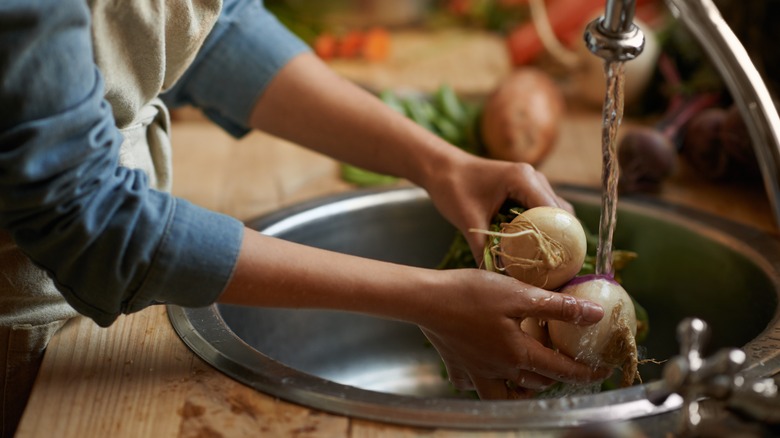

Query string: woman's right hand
419 268 610 399
220 230 608 399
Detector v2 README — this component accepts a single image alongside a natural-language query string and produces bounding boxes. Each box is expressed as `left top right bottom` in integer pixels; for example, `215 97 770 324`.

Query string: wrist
407 137 469 194
389 268 452 326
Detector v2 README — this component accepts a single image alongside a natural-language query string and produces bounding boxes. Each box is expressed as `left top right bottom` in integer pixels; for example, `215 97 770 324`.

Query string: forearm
219 227 444 325
248 53 471 189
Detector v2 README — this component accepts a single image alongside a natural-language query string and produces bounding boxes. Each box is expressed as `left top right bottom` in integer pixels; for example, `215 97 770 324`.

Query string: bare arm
248 52 449 189
248 53 571 256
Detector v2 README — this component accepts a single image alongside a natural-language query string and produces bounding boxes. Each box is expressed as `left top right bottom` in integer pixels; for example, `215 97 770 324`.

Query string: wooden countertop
15 30 776 437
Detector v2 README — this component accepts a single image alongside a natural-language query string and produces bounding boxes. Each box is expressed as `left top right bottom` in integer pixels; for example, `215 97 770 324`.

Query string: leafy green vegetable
436 200 524 271
339 163 400 187
379 90 406 115
340 85 484 186
434 84 467 124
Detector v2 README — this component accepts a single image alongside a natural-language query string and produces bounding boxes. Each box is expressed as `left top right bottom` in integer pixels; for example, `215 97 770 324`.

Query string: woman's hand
221 230 606 400
419 268 608 399
422 153 573 263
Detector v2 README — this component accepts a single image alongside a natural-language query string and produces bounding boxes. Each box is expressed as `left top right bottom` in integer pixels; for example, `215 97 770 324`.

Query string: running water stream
595 61 627 277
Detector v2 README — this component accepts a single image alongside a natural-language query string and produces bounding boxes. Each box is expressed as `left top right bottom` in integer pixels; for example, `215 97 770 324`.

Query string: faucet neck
603 0 638 35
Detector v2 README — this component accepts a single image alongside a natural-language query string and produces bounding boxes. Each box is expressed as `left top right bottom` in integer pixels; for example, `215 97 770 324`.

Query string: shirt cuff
126 197 244 314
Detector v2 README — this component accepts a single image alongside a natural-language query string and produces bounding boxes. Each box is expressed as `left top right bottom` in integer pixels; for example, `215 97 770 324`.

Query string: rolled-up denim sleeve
161 0 310 138
0 0 244 327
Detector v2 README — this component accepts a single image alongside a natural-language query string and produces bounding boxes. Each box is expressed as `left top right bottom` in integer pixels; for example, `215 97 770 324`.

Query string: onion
474 206 587 290
548 274 639 386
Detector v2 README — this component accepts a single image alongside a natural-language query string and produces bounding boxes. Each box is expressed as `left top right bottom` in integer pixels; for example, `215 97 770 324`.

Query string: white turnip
473 206 587 290
548 274 639 386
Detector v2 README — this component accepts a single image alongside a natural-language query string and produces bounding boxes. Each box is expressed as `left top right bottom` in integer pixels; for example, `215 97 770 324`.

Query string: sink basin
168 185 780 432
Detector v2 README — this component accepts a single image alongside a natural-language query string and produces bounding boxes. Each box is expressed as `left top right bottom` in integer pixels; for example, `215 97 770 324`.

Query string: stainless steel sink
168 185 780 433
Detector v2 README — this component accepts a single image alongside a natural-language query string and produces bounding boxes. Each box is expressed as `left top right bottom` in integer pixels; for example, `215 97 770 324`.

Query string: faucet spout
666 0 780 231
584 0 645 62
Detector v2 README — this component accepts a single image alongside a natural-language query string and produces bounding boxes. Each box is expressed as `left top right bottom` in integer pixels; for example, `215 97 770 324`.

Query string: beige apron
0 1 221 436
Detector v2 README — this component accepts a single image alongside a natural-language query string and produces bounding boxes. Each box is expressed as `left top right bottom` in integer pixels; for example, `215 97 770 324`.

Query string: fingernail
582 302 604 323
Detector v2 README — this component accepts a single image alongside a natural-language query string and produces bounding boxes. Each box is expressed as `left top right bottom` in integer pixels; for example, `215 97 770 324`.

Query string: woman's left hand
423 153 573 263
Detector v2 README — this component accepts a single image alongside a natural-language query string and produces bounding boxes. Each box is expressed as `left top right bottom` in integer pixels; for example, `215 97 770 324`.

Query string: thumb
464 229 488 268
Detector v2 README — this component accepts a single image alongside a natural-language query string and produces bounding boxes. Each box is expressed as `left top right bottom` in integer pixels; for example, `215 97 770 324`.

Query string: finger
421 328 476 391
507 386 537 399
470 375 511 400
556 195 575 215
445 363 475 391
519 288 604 325
519 341 611 384
535 175 573 214
511 164 561 209
464 231 488 268
513 370 554 391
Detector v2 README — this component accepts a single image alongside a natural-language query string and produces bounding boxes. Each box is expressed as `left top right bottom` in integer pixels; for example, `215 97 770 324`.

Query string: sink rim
168 185 780 430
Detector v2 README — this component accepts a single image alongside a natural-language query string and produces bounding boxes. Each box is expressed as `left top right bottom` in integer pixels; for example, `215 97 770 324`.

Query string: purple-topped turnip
548 274 639 386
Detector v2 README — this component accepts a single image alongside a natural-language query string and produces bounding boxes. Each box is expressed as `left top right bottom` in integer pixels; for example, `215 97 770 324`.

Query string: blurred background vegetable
313 27 391 62
265 0 771 192
480 67 564 165
340 84 482 186
681 104 759 182
616 55 722 194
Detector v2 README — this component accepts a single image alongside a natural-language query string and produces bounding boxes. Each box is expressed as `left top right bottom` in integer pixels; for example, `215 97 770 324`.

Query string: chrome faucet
647 318 780 434
584 0 645 62
585 0 780 231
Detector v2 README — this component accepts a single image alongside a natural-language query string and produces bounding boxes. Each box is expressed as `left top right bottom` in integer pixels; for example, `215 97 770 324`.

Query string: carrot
507 0 601 65
445 0 472 15
314 28 391 62
337 30 364 58
361 27 391 62
313 32 338 61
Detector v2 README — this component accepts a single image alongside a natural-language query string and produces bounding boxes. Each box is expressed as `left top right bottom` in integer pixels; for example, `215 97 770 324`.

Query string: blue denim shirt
0 0 309 326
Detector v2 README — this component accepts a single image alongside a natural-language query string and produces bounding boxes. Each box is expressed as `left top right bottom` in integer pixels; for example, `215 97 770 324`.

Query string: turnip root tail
600 303 640 387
